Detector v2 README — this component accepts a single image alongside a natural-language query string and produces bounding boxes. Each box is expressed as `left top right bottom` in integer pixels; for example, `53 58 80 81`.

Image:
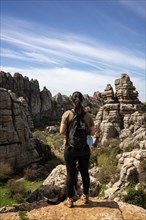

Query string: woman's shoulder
62 109 74 118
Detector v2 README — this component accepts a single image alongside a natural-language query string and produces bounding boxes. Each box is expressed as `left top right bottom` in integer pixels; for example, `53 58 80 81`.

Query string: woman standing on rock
60 91 95 208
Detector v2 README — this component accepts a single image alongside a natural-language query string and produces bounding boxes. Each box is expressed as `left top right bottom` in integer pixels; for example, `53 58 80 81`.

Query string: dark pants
64 146 90 198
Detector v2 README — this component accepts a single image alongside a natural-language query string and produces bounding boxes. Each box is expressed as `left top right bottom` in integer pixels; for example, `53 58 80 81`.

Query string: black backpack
67 110 88 149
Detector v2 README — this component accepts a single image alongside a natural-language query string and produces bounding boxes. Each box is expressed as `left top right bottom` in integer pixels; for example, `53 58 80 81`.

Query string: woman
60 91 95 208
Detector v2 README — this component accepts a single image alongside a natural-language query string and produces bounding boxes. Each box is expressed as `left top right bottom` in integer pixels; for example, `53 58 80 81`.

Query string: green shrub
41 143 52 161
123 186 146 209
103 106 110 113
47 133 64 151
6 179 27 203
98 184 107 197
111 145 122 156
98 154 108 167
91 107 99 116
98 159 118 184
124 145 139 152
33 130 48 144
13 193 26 203
0 162 13 181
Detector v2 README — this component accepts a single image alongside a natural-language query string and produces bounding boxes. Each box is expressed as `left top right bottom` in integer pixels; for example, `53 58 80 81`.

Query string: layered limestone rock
0 71 103 126
95 73 146 146
0 88 40 170
105 149 146 200
115 73 144 115
102 84 115 103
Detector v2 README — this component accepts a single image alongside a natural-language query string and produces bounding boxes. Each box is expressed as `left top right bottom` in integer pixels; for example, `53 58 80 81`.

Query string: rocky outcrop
105 149 146 200
95 73 146 146
1 198 146 220
94 74 146 201
0 71 103 126
0 88 40 170
27 165 101 204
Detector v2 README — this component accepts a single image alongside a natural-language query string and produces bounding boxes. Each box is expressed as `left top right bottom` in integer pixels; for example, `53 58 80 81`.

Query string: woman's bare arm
60 123 67 134
89 126 95 136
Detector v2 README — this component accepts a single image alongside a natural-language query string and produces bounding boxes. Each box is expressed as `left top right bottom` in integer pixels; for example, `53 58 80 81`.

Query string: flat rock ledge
1 198 146 220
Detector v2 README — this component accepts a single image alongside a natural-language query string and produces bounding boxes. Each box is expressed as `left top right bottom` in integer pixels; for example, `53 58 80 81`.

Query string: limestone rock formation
95 73 146 146
105 149 146 200
0 88 40 170
27 165 101 204
0 71 103 126
102 84 115 103
94 74 146 201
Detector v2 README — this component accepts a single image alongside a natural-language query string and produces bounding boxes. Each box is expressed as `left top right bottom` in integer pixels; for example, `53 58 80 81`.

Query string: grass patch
0 179 43 208
0 184 16 207
21 179 43 191
46 135 54 144
19 211 29 220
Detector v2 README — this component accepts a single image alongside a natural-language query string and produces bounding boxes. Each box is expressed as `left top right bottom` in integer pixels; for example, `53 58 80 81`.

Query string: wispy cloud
1 17 145 101
120 0 146 18
1 17 145 71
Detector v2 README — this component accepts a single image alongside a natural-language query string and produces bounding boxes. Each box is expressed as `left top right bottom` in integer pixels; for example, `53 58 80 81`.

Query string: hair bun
71 91 83 102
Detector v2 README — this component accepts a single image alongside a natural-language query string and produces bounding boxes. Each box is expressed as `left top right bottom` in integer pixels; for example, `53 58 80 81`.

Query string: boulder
27 165 101 204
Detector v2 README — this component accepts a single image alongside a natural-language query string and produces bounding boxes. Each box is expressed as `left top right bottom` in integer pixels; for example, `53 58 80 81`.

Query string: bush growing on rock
7 179 27 203
98 159 118 184
91 107 99 116
123 185 146 209
97 145 120 184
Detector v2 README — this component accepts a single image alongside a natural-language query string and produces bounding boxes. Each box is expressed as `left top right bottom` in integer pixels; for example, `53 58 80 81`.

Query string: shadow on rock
76 200 119 209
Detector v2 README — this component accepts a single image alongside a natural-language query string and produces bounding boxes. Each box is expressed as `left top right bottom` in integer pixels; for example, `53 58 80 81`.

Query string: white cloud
1 22 145 70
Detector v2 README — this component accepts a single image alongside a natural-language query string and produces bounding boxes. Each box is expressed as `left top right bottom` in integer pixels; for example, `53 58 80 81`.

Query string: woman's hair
71 91 84 115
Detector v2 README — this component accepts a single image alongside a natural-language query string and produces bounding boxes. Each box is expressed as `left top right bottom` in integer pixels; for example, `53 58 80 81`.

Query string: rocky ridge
0 71 103 126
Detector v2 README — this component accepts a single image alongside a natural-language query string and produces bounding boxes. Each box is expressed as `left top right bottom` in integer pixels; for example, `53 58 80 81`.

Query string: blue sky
1 0 146 101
